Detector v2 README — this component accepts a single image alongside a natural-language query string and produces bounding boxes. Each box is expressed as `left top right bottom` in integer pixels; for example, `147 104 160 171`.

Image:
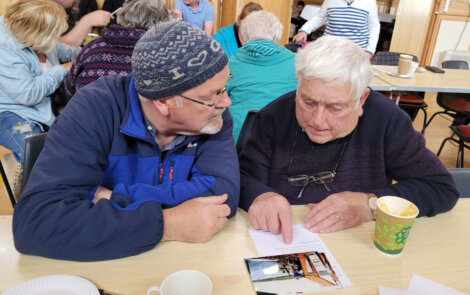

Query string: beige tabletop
370 66 470 93
1 200 470 295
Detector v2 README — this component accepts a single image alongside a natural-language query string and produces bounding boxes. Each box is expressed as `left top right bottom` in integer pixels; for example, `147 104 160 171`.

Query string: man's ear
151 98 171 116
360 88 370 107
356 88 370 117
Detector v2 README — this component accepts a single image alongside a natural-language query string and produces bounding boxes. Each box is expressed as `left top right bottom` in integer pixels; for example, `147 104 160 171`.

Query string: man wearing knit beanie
13 22 240 261
132 21 230 135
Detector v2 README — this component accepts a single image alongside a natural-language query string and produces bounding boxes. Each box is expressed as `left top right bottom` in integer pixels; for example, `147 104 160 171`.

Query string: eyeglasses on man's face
176 74 233 108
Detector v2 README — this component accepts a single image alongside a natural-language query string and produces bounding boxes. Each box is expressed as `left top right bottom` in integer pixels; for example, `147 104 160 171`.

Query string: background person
52 0 113 47
227 10 297 141
102 0 181 26
292 0 380 58
290 0 305 34
65 0 98 34
238 36 458 244
13 22 239 261
174 0 214 35
65 0 170 98
0 0 80 199
212 2 262 58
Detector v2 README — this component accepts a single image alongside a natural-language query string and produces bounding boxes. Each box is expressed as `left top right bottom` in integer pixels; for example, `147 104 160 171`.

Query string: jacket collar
121 76 201 147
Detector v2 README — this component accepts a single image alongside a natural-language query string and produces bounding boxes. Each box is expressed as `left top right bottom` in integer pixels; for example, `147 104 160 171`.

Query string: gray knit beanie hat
132 21 228 99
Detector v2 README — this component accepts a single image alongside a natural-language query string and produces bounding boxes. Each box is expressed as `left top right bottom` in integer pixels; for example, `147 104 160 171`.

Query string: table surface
370 66 470 93
1 200 469 295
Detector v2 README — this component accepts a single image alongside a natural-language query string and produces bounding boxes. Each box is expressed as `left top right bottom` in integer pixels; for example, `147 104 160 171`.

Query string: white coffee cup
147 270 212 295
408 61 419 76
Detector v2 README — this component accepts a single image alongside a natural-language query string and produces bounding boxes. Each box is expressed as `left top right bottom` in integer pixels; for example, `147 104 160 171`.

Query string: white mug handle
147 286 162 295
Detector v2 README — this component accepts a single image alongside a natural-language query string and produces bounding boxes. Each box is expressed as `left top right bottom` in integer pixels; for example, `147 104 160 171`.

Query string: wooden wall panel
0 0 9 16
221 0 237 27
221 0 292 45
422 0 470 66
389 0 434 62
437 0 470 16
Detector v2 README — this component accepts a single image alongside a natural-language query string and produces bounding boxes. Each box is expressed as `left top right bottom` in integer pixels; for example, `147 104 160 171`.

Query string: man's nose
217 91 231 108
309 107 326 126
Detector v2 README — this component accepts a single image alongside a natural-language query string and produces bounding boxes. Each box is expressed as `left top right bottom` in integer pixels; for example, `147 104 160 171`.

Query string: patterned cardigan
64 25 145 98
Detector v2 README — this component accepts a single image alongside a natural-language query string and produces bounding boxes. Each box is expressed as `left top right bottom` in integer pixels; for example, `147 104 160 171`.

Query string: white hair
295 36 373 107
240 10 283 43
117 0 169 30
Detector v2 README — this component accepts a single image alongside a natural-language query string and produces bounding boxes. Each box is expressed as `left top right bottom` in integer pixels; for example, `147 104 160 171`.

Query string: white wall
431 20 470 67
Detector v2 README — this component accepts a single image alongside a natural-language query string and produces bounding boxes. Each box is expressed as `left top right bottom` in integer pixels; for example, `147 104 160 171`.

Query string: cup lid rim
377 196 419 218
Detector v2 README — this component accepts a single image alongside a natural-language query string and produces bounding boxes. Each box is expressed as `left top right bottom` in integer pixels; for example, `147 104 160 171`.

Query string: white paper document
379 273 467 295
248 224 352 287
407 274 467 295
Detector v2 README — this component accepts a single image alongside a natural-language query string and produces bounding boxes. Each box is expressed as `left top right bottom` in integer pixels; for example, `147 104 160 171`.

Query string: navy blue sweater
239 90 458 216
13 75 240 261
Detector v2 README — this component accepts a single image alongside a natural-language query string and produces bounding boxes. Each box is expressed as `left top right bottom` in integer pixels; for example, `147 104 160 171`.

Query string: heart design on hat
143 80 153 85
187 50 207 67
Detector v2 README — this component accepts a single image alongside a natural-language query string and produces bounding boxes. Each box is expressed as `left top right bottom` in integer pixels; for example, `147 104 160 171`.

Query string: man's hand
92 186 112 203
304 191 372 233
366 52 373 59
161 194 231 243
248 192 293 244
292 31 307 44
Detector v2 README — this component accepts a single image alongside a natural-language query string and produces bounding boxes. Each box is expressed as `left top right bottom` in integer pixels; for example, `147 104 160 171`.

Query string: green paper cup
374 196 419 255
84 33 100 45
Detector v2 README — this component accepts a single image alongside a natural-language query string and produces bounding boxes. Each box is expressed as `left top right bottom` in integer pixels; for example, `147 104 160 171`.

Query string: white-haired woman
227 10 298 140
0 0 79 197
64 0 170 98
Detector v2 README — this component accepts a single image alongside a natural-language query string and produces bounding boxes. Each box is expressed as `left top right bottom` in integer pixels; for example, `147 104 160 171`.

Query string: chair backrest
371 51 419 66
284 43 300 53
448 168 470 198
21 132 47 193
0 154 17 207
236 110 258 154
441 60 469 70
436 60 470 112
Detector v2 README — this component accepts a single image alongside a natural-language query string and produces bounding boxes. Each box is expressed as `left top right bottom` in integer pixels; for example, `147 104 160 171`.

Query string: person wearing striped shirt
293 0 380 58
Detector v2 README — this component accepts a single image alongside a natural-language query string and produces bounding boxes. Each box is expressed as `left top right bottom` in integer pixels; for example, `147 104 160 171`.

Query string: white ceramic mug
147 270 212 295
408 61 419 76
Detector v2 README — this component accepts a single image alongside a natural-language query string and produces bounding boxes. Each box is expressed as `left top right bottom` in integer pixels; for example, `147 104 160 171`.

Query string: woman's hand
293 31 308 44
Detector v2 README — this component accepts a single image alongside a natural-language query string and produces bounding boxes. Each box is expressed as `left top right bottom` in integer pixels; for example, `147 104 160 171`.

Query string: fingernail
310 227 318 233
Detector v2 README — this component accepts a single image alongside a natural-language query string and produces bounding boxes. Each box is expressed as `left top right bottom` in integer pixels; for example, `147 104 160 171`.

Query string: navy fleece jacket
13 75 240 261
